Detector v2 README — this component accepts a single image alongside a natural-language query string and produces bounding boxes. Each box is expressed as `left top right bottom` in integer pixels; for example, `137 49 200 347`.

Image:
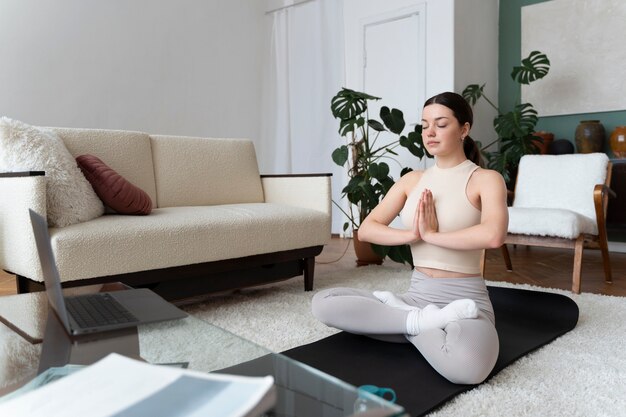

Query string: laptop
29 209 188 335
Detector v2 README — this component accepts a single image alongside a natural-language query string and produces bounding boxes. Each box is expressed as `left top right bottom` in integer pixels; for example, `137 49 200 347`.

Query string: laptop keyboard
66 293 139 329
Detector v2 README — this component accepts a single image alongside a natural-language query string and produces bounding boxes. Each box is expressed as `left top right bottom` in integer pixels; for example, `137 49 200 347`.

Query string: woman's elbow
486 230 507 248
357 221 373 242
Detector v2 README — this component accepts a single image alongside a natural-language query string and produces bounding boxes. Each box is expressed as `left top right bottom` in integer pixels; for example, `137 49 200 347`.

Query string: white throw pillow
0 117 104 227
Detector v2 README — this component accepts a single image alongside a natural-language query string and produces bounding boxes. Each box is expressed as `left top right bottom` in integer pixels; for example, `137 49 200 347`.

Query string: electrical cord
315 237 352 264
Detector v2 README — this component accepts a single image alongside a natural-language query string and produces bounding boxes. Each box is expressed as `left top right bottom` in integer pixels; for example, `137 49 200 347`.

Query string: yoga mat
282 286 579 417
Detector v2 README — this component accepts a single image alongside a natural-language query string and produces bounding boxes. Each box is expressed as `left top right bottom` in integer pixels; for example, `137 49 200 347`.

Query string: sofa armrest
0 172 47 280
261 174 332 216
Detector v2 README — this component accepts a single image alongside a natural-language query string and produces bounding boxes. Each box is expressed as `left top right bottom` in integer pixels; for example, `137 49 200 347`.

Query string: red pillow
76 154 152 215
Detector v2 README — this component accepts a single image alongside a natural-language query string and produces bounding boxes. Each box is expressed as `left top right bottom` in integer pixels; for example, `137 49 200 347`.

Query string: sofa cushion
0 117 104 227
150 135 264 207
47 204 329 282
76 154 152 215
52 128 157 208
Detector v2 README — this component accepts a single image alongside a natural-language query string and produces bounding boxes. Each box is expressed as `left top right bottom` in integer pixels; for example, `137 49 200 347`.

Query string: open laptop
29 209 187 335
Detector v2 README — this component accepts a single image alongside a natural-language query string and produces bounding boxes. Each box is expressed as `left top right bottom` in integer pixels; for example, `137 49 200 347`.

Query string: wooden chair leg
480 249 486 276
572 236 585 294
501 244 513 272
598 237 613 284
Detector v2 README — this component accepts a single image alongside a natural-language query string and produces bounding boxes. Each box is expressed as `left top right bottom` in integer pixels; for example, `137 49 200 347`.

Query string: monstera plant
462 50 551 186
330 87 428 265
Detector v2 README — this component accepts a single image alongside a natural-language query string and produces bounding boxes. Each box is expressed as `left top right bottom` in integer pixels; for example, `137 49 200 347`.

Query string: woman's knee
311 289 335 323
414 319 499 384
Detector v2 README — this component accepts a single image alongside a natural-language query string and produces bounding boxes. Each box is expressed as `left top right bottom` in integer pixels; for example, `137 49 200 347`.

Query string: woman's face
421 103 470 157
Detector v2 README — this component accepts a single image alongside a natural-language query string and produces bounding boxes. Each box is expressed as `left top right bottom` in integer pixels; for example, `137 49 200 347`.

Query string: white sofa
0 127 331 300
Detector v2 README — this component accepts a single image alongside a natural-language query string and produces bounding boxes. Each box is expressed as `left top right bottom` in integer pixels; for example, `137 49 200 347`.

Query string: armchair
499 153 614 294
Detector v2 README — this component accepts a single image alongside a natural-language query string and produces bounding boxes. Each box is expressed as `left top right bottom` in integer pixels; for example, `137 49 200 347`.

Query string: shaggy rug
1 264 625 416
182 264 626 417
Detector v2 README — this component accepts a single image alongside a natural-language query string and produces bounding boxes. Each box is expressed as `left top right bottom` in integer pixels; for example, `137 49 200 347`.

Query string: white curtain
259 0 346 233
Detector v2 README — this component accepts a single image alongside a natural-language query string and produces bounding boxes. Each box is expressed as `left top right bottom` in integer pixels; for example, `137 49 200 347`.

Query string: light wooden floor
313 237 626 296
1 237 624 296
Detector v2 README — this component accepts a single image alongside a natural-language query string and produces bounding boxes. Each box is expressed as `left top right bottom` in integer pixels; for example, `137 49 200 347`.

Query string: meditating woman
312 92 508 384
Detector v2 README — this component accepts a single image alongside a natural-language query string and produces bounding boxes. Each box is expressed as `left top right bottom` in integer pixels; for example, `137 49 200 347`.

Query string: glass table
0 284 406 417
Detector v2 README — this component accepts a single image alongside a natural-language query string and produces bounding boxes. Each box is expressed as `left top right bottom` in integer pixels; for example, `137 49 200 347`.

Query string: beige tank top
400 159 482 274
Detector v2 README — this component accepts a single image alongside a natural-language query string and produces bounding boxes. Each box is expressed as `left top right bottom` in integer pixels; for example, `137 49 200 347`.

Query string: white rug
1 265 625 416
182 264 626 417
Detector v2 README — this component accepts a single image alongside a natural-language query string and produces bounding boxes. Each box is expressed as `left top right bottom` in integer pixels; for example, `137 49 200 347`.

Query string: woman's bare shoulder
471 167 506 188
397 169 423 193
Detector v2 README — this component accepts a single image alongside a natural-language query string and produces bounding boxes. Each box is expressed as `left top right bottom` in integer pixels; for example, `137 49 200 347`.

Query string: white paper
0 354 274 417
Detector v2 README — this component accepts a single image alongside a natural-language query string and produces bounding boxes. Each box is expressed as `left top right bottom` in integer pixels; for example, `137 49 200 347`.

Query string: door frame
357 4 427 112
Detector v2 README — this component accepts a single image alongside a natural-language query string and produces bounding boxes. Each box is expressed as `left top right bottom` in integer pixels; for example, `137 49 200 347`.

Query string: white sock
405 299 478 335
373 291 417 311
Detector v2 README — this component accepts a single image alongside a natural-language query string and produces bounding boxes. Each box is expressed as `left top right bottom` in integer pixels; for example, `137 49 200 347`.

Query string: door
360 5 428 228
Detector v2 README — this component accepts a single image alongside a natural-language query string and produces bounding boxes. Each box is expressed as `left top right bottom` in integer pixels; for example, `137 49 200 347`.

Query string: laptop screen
28 209 72 330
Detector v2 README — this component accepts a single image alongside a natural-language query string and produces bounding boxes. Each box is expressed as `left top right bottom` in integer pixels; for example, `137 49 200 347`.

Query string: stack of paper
0 354 275 417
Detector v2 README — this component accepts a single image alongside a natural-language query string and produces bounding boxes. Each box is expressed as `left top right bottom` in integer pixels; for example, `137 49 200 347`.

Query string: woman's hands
418 189 438 241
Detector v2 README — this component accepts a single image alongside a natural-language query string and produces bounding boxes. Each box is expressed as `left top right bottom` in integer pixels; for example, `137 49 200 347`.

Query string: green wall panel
499 0 626 155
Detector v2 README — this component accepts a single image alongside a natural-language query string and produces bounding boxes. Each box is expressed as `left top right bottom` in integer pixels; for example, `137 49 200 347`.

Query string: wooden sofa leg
304 256 315 291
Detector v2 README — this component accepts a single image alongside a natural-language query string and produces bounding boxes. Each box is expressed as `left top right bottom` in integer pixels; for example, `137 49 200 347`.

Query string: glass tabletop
139 315 406 417
0 286 406 417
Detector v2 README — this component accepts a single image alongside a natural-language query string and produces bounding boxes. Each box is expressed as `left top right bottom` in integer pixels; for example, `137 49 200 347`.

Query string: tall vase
610 126 626 158
575 120 605 153
352 229 383 267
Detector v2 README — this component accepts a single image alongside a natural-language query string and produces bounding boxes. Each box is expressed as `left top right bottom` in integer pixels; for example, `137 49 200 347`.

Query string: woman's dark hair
423 92 483 167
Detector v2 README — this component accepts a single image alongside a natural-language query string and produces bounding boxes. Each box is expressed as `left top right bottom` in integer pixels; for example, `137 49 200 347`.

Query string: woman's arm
419 169 508 250
357 171 422 246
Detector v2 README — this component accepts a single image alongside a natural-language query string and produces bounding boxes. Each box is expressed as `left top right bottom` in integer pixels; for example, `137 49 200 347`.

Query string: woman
311 92 508 384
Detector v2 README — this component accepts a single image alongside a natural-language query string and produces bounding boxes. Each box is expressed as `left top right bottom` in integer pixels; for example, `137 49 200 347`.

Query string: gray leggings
311 270 499 384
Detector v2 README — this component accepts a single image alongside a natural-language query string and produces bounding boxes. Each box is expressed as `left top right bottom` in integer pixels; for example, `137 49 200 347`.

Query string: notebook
29 209 187 336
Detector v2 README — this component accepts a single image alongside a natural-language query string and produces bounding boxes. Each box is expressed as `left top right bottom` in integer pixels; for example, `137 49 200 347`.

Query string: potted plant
462 50 551 186
330 88 428 266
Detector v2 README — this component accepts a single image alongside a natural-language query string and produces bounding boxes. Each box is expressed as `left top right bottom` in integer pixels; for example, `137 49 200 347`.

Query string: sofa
0 124 331 300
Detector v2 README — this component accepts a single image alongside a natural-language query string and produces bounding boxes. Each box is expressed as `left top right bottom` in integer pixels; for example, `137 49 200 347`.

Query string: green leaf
368 162 390 181
400 167 413 177
330 88 380 120
510 51 550 85
338 118 356 136
400 131 429 158
343 222 349 232
331 89 382 137
494 103 538 138
462 84 485 106
371 243 390 258
331 145 349 166
368 119 386 132
380 106 406 134
385 147 399 156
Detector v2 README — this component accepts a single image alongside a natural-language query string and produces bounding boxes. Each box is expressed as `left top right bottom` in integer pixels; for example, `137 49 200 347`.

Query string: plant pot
532 131 554 154
352 229 384 267
610 126 626 158
575 120 605 153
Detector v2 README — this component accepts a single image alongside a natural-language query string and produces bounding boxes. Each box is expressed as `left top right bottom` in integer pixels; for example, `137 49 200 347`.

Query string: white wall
454 0 499 146
0 0 265 140
342 0 498 145
343 0 456 101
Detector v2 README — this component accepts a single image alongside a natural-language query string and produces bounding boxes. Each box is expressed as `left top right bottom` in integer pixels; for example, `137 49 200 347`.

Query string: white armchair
500 153 614 294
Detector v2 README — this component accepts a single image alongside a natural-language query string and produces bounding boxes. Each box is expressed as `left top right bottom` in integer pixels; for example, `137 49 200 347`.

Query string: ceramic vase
532 131 554 154
609 126 626 158
575 120 605 153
